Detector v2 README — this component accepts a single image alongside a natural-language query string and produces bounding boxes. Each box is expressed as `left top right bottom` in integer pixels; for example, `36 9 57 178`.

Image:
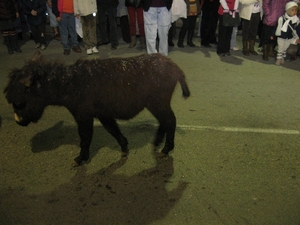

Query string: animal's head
4 51 48 126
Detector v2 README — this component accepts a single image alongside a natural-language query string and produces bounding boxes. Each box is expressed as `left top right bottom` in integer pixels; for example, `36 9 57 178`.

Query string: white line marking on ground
94 121 299 135
176 125 300 135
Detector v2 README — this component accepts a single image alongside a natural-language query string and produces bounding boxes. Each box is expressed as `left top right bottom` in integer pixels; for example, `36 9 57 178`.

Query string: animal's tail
179 76 190 98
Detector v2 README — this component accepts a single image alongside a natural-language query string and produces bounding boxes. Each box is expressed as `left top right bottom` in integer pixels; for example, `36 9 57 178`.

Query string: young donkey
4 51 190 166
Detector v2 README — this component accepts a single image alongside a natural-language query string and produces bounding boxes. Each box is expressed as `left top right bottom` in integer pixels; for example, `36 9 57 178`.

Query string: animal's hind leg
98 117 129 155
148 105 176 155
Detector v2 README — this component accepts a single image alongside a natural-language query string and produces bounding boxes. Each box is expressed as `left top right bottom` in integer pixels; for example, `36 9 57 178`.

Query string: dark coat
21 0 47 26
125 0 142 8
141 0 173 11
97 0 119 6
0 0 19 20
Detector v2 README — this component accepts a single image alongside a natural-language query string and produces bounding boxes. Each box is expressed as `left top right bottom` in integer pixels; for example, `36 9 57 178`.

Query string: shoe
226 52 231 56
187 42 196 47
35 43 41 49
63 49 70 55
97 41 109 46
86 48 93 55
275 58 281 66
72 46 82 53
111 44 117 50
201 44 211 48
54 33 61 41
218 53 226 57
168 41 174 47
280 58 285 64
231 47 239 51
40 44 46 50
92 46 99 54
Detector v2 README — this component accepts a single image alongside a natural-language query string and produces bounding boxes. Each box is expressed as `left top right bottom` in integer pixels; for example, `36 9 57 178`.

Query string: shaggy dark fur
4 51 190 166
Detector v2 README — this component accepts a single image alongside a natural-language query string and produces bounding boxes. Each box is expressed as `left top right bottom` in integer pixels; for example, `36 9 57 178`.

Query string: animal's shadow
0 153 188 225
31 120 162 162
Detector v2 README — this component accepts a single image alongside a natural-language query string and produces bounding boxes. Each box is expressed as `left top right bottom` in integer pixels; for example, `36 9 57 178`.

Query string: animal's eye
13 102 27 110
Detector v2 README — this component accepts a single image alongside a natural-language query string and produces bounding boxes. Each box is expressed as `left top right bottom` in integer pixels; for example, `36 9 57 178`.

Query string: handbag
223 11 241 27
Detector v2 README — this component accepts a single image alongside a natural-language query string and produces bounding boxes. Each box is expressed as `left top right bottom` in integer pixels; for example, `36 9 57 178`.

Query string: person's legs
144 7 159 54
59 13 70 50
157 7 171 56
106 5 118 48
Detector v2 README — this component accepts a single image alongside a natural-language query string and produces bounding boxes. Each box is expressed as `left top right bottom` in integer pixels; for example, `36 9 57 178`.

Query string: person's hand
16 12 19 18
270 36 274 40
31 10 37 16
296 39 300 44
56 16 61 22
75 14 80 19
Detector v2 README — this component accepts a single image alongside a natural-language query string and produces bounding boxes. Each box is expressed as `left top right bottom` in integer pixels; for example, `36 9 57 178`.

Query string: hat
285 2 298 11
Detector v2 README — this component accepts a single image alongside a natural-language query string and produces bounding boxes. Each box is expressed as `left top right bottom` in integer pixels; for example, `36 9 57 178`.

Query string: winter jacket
125 0 142 8
74 0 97 16
22 0 47 26
275 14 298 40
0 0 19 19
263 0 290 27
141 0 173 11
239 0 262 20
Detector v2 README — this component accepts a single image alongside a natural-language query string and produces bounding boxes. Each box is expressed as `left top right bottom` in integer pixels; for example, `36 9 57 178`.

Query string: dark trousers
217 15 233 54
31 22 46 45
261 24 276 46
97 3 118 45
200 3 219 45
178 16 197 42
242 12 260 41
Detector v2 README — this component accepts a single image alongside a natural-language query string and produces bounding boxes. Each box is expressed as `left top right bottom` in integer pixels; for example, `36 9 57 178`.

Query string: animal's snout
14 113 29 126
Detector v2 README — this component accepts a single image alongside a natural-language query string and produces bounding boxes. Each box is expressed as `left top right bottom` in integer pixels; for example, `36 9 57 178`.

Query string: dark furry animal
4 51 190 166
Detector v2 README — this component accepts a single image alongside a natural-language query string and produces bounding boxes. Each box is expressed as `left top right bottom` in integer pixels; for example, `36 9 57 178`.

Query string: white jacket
74 0 97 16
239 0 262 20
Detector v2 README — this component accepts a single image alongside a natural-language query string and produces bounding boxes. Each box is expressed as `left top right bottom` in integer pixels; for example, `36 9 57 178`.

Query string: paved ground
0 23 300 225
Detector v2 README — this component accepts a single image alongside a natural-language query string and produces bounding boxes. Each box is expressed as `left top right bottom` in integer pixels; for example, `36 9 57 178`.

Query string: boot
269 44 276 57
11 34 22 53
262 44 269 61
249 40 258 55
3 36 14 54
177 29 185 48
187 30 195 47
139 36 146 49
129 36 136 48
242 41 249 56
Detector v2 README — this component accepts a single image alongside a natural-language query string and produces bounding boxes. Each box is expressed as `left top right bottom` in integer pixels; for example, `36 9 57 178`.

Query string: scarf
281 13 299 32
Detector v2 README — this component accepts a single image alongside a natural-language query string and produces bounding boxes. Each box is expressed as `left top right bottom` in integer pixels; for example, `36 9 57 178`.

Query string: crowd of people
1 0 300 66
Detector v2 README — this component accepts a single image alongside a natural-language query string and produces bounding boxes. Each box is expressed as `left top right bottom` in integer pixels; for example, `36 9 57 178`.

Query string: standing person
177 0 201 48
239 0 262 56
261 0 290 61
52 0 82 55
97 0 119 50
141 0 173 56
275 2 299 65
46 0 60 41
125 0 146 49
22 0 47 50
0 0 22 54
217 0 240 57
73 0 98 55
200 0 219 48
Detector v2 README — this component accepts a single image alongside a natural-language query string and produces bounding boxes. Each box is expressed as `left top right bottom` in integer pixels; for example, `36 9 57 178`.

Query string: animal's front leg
73 118 94 166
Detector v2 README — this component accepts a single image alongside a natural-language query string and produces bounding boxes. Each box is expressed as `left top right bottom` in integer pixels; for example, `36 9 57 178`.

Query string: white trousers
144 7 171 56
277 37 295 59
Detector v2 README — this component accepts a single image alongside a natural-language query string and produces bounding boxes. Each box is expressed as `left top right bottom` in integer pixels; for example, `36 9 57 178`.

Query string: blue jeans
144 7 171 56
59 13 79 50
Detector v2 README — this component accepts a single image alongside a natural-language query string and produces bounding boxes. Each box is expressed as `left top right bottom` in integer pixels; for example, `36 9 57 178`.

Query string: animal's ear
31 50 42 62
19 76 32 87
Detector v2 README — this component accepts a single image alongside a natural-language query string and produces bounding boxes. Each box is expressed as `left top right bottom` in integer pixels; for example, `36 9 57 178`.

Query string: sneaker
92 46 99 54
72 46 82 53
86 48 93 55
40 44 46 50
35 43 41 49
231 47 239 51
63 49 70 55
275 58 281 66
